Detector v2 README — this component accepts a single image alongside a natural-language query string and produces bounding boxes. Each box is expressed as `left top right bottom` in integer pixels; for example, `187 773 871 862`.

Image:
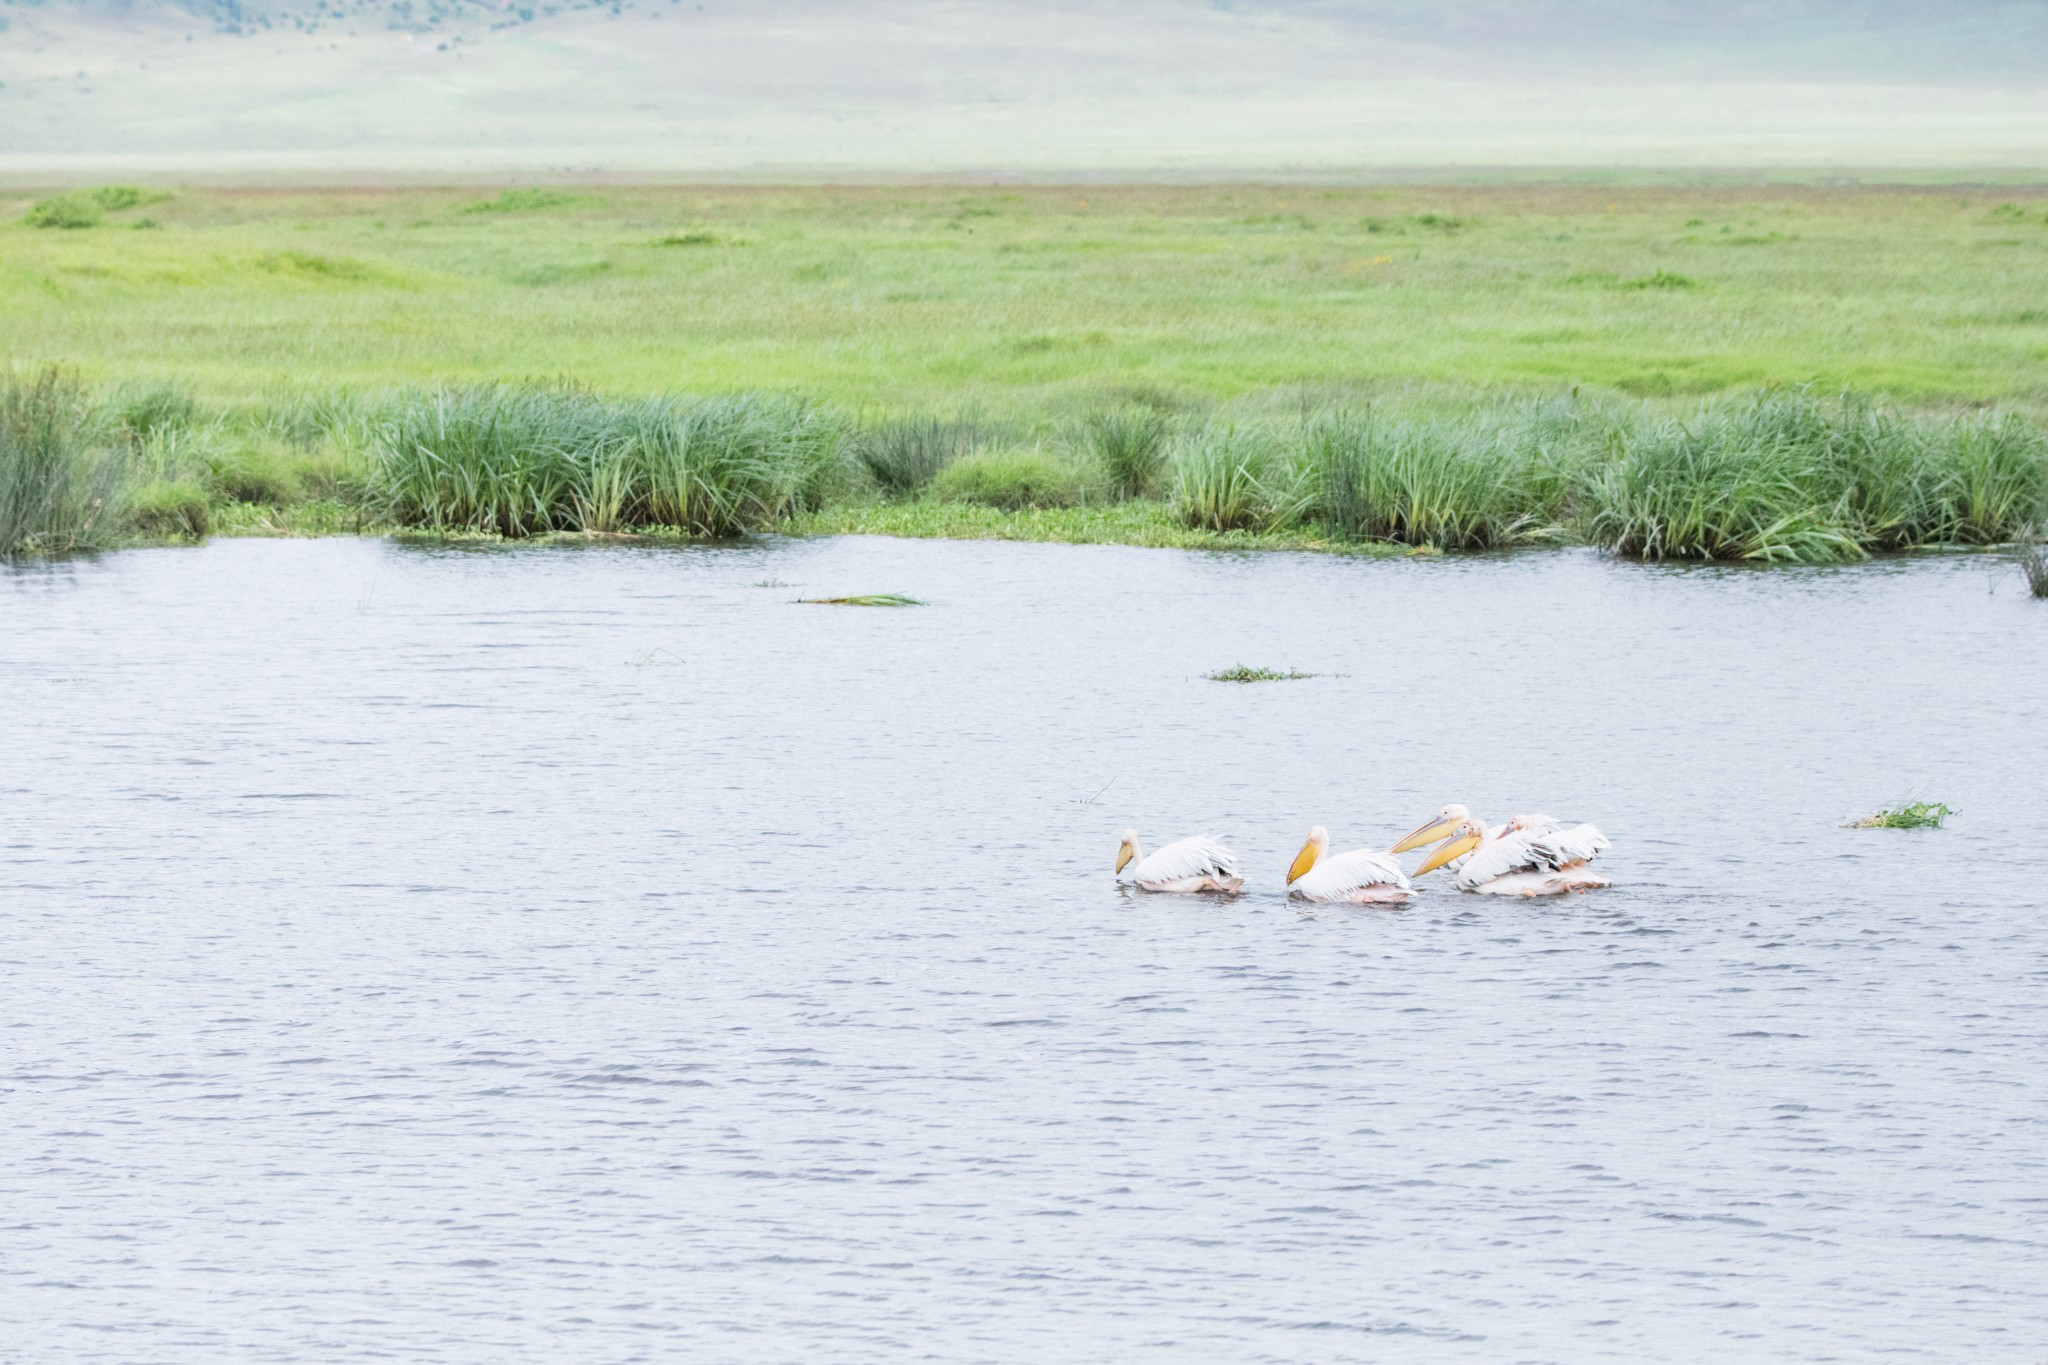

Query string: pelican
1116 830 1244 894
1412 817 1612 896
1285 826 1413 904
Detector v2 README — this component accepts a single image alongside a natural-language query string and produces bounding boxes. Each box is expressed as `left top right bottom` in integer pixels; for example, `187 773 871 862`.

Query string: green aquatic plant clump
1206 665 1316 682
1847 802 1954 829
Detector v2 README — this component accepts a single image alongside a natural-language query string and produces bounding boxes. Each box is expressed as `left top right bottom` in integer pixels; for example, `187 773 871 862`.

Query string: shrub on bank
931 447 1091 510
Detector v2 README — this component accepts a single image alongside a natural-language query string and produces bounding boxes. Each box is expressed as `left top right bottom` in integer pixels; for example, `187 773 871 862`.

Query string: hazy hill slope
3 0 2045 175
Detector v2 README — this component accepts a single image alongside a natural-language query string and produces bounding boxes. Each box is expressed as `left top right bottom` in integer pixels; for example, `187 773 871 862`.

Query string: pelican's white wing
1295 848 1412 900
1452 827 1609 890
1130 835 1238 885
1543 823 1610 865
1450 833 1547 890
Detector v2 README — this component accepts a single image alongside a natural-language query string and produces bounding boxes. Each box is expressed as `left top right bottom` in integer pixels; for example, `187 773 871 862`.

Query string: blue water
3 535 2044 1362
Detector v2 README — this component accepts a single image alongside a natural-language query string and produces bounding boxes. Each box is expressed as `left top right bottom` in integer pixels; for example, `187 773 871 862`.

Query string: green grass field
4 183 2047 566
6 182 2048 413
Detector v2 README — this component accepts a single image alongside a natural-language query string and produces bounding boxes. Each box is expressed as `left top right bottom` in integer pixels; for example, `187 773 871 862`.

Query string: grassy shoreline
4 369 2042 565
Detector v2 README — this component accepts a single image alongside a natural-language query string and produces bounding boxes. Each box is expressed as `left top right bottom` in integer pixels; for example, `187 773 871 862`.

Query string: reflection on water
3 537 2044 1362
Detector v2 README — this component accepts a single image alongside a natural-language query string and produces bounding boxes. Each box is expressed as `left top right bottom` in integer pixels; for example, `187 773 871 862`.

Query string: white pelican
1412 817 1612 897
1285 826 1414 904
1116 830 1244 894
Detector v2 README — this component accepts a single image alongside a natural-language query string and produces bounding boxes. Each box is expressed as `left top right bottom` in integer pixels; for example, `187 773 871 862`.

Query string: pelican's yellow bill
1285 841 1320 884
1414 831 1481 876
1391 817 1461 854
1115 844 1135 873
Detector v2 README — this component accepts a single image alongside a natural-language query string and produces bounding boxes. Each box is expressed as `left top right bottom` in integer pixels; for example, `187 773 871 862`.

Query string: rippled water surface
4 536 2045 1363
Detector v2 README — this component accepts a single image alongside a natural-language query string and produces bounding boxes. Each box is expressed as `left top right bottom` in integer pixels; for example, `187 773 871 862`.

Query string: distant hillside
3 0 2045 176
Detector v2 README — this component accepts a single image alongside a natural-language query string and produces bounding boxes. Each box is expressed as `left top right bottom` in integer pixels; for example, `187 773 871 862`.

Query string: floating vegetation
1847 802 1954 829
1207 665 1316 682
799 593 925 606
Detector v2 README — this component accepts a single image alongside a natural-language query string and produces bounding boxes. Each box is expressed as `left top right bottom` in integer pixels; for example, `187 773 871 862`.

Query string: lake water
4 535 2045 1363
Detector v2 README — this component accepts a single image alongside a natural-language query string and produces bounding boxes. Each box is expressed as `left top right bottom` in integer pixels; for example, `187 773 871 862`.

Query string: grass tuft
1084 406 1170 499
1 366 122 556
930 447 1090 510
1847 802 1953 829
2017 526 2048 598
854 415 987 498
1172 422 1312 532
462 189 587 214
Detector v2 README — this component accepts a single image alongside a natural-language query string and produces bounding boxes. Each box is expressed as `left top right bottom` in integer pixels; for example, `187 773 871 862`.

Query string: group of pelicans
1114 804 1613 903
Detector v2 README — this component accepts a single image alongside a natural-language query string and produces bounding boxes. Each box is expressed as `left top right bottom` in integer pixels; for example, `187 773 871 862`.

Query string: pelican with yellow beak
1116 830 1244 894
1285 826 1413 904
1412 817 1612 897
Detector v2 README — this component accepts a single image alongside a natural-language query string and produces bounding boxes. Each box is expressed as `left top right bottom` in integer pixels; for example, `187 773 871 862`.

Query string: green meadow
7 182 2048 409
3 182 2047 564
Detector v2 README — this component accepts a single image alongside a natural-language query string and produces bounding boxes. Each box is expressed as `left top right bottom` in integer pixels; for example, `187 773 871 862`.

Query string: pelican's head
1413 818 1487 876
1391 803 1471 853
1115 829 1140 874
1507 812 1556 834
1286 825 1330 884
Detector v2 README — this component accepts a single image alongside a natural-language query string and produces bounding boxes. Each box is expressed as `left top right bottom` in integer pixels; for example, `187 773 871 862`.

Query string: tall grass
1577 391 2046 561
854 415 987 497
2018 526 2048 599
367 387 844 536
1 367 122 557
1084 406 1170 499
1171 423 1313 533
1313 410 1553 549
